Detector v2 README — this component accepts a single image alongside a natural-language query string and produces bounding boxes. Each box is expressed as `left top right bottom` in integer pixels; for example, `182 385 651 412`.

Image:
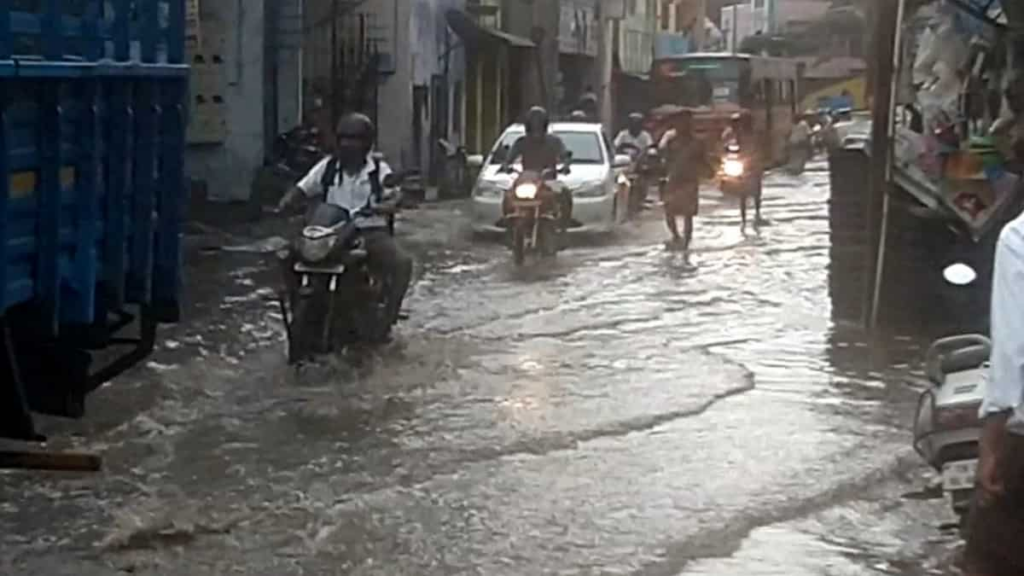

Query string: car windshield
652 58 744 106
488 130 605 165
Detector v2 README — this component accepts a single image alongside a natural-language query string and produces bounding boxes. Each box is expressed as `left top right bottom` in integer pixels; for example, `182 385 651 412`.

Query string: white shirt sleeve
296 156 331 198
376 160 397 202
613 131 628 148
658 129 676 151
983 220 1024 418
641 132 654 150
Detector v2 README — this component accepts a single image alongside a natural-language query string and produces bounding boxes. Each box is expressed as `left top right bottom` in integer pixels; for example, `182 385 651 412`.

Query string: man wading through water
658 109 711 249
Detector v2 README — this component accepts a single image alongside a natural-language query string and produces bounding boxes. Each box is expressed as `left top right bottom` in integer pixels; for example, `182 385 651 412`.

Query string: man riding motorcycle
274 112 413 334
501 106 573 231
720 112 764 227
614 112 654 158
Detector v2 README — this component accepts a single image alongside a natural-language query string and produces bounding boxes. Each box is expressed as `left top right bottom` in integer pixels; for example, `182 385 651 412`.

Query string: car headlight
514 182 539 199
474 181 503 198
574 182 607 198
723 159 745 178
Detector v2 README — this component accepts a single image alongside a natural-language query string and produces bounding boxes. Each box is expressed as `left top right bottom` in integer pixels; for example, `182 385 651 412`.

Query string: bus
649 53 802 166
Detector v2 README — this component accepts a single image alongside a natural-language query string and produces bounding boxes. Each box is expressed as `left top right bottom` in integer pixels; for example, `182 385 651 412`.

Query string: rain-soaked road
1 160 966 575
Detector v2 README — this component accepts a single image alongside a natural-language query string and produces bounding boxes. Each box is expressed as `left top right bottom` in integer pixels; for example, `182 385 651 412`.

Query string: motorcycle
718 142 757 227
616 143 659 216
500 164 569 266
911 263 987 532
278 192 402 364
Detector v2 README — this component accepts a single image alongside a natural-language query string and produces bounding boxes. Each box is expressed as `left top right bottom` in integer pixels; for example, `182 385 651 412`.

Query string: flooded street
1 161 966 575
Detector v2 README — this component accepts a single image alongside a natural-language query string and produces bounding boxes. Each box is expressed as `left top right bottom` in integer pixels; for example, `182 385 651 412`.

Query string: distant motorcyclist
577 90 599 123
721 112 765 227
275 112 413 329
502 106 573 231
614 112 654 160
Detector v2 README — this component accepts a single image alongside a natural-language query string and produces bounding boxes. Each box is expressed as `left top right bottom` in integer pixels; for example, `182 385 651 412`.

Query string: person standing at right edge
658 109 708 249
963 208 1024 576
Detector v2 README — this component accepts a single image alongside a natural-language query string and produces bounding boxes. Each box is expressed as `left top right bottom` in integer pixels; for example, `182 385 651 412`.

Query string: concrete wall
376 1 413 169
186 0 265 202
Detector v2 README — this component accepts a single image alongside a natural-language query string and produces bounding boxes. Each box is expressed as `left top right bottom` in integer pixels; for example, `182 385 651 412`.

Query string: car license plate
942 459 977 492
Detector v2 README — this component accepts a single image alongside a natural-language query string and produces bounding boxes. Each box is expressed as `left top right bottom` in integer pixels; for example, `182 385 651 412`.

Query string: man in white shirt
275 113 413 334
964 209 1024 576
613 113 654 160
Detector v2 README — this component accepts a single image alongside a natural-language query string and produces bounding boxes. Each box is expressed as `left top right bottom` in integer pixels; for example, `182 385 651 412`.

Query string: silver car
468 122 633 234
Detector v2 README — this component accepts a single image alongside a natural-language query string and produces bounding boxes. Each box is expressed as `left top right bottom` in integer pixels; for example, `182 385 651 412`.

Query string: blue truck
0 2 187 443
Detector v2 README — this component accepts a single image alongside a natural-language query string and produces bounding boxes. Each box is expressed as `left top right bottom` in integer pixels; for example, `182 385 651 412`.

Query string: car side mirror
613 154 633 168
467 154 485 169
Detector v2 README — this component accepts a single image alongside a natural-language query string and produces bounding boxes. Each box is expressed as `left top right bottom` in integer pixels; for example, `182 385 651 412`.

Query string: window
488 130 606 165
628 0 637 15
675 3 685 33
661 1 670 31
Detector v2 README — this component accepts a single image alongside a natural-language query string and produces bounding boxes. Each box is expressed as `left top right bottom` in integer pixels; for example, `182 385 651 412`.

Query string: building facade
186 0 304 202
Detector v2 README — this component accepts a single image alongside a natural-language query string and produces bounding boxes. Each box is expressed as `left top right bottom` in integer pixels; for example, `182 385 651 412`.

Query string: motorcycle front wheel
288 297 315 364
512 225 527 266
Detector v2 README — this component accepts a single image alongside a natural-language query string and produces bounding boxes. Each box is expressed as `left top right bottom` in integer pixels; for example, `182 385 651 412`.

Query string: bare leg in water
665 211 681 245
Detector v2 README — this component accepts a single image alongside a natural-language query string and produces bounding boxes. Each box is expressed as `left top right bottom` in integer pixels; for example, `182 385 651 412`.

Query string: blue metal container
0 1 188 441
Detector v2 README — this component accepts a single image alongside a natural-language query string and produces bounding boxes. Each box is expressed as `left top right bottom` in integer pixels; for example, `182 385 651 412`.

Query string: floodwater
0 160 966 575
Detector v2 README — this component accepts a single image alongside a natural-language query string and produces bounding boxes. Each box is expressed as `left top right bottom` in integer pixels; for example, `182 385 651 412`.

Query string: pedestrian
963 209 1024 576
658 109 710 249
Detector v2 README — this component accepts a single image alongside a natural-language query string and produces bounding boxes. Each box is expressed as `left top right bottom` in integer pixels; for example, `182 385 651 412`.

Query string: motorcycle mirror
943 263 977 286
467 154 485 168
382 173 402 188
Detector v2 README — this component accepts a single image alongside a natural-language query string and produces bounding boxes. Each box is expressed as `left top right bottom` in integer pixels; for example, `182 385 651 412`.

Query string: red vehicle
648 53 802 167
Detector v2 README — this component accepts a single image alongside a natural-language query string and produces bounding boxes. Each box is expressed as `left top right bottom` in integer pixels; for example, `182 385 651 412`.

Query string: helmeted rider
501 106 573 231
569 110 589 122
275 112 413 332
614 112 654 160
577 90 599 123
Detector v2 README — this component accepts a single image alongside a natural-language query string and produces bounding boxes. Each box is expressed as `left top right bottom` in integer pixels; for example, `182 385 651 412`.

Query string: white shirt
296 153 396 229
983 209 1024 434
614 130 654 155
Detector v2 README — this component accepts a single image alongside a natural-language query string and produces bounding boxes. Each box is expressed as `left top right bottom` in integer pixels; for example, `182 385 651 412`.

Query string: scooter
911 263 987 530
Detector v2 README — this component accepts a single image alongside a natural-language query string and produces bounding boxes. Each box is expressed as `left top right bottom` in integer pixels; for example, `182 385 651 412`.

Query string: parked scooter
911 263 987 531
272 124 325 179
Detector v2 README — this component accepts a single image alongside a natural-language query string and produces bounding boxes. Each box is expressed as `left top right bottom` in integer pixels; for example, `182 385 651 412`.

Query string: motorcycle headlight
574 182 607 198
514 182 539 199
723 159 745 178
298 236 338 263
474 180 504 199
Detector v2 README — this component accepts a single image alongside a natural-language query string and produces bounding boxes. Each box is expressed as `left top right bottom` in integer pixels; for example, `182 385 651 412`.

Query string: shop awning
445 9 535 49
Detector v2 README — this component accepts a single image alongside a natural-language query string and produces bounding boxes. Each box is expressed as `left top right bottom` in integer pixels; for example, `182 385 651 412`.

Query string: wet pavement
0 160 968 575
